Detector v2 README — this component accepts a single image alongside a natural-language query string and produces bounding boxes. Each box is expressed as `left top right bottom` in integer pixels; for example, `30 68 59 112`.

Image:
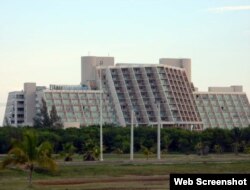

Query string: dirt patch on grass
36 175 169 186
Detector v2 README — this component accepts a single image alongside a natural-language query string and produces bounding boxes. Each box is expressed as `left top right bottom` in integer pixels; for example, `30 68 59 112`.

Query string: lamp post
157 102 161 160
130 110 134 161
191 125 194 131
99 61 103 161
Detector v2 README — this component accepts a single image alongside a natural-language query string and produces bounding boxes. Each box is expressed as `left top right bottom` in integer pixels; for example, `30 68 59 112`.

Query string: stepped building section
43 88 117 127
98 64 202 129
194 86 250 129
79 56 202 129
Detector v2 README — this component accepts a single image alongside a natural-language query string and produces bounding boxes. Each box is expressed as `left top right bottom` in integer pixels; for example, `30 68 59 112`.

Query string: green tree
214 144 222 154
62 143 76 161
232 142 240 155
195 142 204 156
3 117 11 127
33 113 43 128
41 98 51 127
33 98 51 128
1 131 57 186
83 140 100 161
231 128 242 155
50 105 64 129
141 146 153 160
161 134 171 153
113 148 123 154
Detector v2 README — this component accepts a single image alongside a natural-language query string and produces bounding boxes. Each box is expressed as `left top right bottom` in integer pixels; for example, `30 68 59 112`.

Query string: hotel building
3 56 250 129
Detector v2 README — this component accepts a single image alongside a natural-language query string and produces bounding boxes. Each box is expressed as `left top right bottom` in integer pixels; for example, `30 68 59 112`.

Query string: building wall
194 91 250 129
43 90 117 126
24 83 36 126
208 86 243 93
3 91 25 126
159 58 192 82
3 84 46 127
5 56 250 130
81 56 114 86
100 64 202 129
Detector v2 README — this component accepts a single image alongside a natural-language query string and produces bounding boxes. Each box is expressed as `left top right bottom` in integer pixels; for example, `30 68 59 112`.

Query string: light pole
99 61 103 161
191 125 193 131
157 102 161 160
130 110 134 161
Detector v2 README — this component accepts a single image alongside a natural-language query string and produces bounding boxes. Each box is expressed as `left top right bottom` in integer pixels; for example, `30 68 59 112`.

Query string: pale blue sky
0 0 250 124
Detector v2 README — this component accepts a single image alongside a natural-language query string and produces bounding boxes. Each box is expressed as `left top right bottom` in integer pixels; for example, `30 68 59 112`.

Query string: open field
1 154 250 190
58 153 250 163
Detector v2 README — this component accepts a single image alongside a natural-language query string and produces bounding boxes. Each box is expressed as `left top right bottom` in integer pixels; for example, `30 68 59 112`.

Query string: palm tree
195 142 204 156
83 140 100 161
1 131 57 186
62 142 76 161
214 144 222 154
141 146 153 160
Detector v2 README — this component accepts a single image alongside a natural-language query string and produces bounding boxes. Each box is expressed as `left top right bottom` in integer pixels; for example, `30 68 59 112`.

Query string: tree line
1 125 250 156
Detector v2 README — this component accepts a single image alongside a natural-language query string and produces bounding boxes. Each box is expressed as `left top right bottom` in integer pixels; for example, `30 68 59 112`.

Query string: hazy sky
0 0 250 124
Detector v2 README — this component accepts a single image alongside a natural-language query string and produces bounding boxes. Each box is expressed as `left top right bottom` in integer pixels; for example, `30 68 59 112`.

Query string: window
87 94 93 99
90 106 97 112
76 113 82 118
70 93 78 99
211 101 217 106
202 95 208 100
65 106 73 112
58 113 65 119
72 100 79 105
62 93 69 99
224 95 230 100
66 112 74 117
45 93 52 99
217 95 223 100
16 94 24 99
53 93 60 99
56 106 63 111
79 94 86 99
46 100 53 106
63 100 70 105
80 100 87 104
54 100 61 105
232 95 238 101
73 106 81 112
209 95 215 100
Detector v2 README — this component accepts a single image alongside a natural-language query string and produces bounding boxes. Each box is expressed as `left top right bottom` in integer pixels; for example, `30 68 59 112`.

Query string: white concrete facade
159 58 192 82
97 64 202 129
4 91 25 126
81 56 114 88
43 89 117 126
194 86 250 129
3 83 46 127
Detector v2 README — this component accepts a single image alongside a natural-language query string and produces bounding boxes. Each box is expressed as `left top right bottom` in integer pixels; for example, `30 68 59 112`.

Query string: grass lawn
1 154 250 190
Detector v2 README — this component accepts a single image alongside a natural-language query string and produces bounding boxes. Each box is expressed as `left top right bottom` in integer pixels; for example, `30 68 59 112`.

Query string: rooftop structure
81 56 114 88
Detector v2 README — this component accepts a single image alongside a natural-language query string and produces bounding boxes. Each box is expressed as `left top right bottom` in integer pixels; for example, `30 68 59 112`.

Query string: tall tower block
81 56 114 86
159 58 191 82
